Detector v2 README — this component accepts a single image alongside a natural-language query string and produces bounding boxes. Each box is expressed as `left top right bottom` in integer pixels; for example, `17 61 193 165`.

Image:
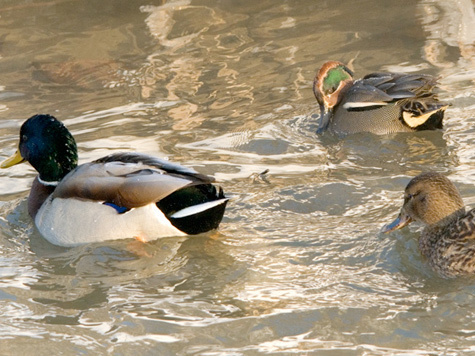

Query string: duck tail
401 101 448 130
156 184 228 235
169 198 229 235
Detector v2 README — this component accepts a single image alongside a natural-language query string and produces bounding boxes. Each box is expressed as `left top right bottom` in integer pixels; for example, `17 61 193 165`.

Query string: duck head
382 172 465 233
313 61 354 133
1 114 78 185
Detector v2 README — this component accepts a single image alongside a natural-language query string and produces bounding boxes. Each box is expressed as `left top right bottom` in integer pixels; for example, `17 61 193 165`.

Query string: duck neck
419 207 466 258
30 155 77 217
33 153 77 183
28 177 56 218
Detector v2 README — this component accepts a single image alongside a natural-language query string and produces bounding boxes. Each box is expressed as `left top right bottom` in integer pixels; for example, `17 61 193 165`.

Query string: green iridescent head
1 114 78 183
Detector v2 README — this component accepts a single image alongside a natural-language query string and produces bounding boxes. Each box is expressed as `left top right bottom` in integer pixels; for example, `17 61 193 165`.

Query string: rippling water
1 0 475 354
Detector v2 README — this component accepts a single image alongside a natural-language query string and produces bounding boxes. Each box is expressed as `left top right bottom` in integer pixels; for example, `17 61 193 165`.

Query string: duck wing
431 209 475 276
343 72 444 113
53 152 214 208
451 209 475 243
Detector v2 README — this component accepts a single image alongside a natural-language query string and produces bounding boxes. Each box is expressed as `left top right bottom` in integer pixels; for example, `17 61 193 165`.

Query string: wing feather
53 153 213 208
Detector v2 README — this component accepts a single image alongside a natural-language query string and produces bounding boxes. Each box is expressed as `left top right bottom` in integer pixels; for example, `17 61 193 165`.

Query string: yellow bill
1 149 25 168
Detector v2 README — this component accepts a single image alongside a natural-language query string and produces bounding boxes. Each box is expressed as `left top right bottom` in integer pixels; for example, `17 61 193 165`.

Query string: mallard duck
313 61 448 135
1 114 228 247
381 172 475 278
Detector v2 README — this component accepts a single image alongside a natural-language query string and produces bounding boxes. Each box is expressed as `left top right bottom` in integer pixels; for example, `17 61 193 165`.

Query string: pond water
1 0 475 354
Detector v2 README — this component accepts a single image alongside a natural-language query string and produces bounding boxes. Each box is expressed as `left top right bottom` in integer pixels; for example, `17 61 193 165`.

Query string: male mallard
1 114 228 247
381 172 475 278
313 61 448 135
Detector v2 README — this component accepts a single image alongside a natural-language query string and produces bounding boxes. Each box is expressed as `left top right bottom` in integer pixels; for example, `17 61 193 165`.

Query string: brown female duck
382 172 475 277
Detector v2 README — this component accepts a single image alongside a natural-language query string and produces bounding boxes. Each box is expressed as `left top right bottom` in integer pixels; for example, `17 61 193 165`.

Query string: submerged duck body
1 115 228 247
382 172 475 278
313 61 448 135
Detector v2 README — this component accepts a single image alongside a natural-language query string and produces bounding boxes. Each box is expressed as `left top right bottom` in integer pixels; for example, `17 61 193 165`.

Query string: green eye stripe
323 66 352 94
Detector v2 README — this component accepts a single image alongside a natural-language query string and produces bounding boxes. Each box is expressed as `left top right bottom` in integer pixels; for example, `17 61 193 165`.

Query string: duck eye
403 193 414 204
21 134 28 142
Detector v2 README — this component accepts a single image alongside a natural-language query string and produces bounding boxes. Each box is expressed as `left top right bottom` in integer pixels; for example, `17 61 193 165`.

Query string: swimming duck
313 61 448 135
381 172 475 278
1 114 228 247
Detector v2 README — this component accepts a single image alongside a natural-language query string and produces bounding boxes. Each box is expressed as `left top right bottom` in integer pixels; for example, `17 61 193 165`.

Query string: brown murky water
1 0 475 354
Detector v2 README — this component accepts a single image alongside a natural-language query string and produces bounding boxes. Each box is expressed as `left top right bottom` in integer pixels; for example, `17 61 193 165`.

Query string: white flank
35 198 186 247
343 102 388 109
171 198 228 219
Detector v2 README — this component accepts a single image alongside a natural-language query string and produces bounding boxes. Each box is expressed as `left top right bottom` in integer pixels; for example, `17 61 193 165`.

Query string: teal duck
1 114 228 247
382 172 475 278
313 61 448 135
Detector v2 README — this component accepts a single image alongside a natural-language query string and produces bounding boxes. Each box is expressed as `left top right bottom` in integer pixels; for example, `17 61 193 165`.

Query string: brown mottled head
402 172 464 225
382 172 465 233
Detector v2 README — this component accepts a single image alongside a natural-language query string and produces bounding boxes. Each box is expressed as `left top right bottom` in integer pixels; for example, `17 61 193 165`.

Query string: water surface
1 0 475 354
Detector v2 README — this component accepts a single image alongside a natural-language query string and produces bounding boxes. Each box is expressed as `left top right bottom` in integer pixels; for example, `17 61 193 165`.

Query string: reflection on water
0 0 475 354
